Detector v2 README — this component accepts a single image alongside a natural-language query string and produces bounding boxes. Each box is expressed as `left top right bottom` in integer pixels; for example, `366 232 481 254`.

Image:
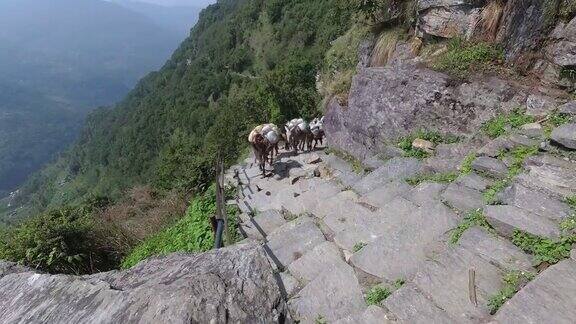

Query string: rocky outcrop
324 62 527 159
417 0 484 39
0 243 286 324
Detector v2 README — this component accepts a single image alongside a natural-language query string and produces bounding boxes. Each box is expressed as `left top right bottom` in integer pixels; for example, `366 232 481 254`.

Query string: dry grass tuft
370 29 402 67
478 0 505 41
95 186 187 257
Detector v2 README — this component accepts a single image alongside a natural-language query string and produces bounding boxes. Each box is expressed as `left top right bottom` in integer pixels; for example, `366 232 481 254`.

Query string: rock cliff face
325 0 576 159
0 242 286 324
325 63 528 159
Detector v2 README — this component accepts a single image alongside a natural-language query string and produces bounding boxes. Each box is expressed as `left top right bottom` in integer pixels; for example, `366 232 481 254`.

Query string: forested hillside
0 0 357 272
9 0 353 214
0 0 183 198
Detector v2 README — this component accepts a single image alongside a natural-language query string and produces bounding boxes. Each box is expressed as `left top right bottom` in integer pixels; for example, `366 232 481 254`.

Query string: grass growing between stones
543 112 572 137
483 146 539 204
365 286 392 306
432 38 504 78
511 230 576 265
460 153 476 175
325 148 366 174
397 130 460 159
450 209 495 244
487 270 536 315
482 109 535 139
353 241 367 252
405 172 458 186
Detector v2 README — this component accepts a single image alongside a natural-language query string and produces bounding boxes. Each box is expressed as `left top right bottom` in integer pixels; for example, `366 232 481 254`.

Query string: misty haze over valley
0 0 210 198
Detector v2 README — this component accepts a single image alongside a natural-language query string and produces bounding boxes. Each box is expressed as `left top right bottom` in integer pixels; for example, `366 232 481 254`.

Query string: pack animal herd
248 117 325 173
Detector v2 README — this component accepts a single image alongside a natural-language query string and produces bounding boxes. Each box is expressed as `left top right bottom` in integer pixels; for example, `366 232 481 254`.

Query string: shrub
121 187 219 269
0 203 115 274
432 38 504 78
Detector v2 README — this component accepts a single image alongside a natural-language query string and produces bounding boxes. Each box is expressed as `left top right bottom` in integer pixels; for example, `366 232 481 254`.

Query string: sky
138 0 215 7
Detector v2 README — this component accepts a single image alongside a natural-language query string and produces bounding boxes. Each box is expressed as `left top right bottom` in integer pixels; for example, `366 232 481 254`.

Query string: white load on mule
284 118 311 152
309 116 325 149
248 123 281 173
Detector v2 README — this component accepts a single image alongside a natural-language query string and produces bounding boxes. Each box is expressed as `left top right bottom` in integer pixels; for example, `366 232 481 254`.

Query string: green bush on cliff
0 201 115 274
432 38 504 78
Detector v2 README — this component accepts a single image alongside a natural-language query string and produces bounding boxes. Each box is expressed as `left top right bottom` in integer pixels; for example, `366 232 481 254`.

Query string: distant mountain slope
112 0 202 38
0 0 182 197
5 0 353 222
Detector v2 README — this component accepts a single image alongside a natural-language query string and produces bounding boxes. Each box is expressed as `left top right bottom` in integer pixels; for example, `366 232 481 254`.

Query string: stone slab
441 182 485 212
484 205 561 239
455 173 493 191
350 203 459 280
334 305 393 324
353 157 422 194
384 283 455 324
287 242 345 284
404 182 447 207
412 246 503 322
239 209 287 240
265 217 326 269
499 183 572 221
359 181 412 208
472 156 508 179
458 227 534 272
288 265 366 323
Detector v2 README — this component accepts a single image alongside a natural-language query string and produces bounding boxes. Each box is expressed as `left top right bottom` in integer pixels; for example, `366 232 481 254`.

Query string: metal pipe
214 219 225 249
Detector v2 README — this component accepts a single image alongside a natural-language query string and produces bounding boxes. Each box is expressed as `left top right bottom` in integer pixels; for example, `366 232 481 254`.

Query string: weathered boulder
551 123 576 149
417 0 484 39
526 93 559 117
324 63 527 159
496 0 555 62
558 101 576 115
546 16 576 67
0 243 287 324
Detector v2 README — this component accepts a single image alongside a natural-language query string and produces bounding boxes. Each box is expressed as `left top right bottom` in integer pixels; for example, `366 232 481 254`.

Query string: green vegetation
482 110 535 139
512 230 576 265
320 24 369 102
10 0 356 221
315 315 328 324
393 278 406 289
326 148 367 174
353 241 368 252
488 270 535 314
560 216 576 232
560 67 576 81
397 130 459 159
460 153 476 175
405 172 458 186
543 112 572 137
0 199 114 274
432 38 504 78
450 209 495 244
365 286 392 305
483 146 539 204
566 195 576 209
121 186 240 268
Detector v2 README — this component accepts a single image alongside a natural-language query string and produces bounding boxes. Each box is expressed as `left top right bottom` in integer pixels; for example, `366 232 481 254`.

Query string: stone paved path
226 124 576 323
